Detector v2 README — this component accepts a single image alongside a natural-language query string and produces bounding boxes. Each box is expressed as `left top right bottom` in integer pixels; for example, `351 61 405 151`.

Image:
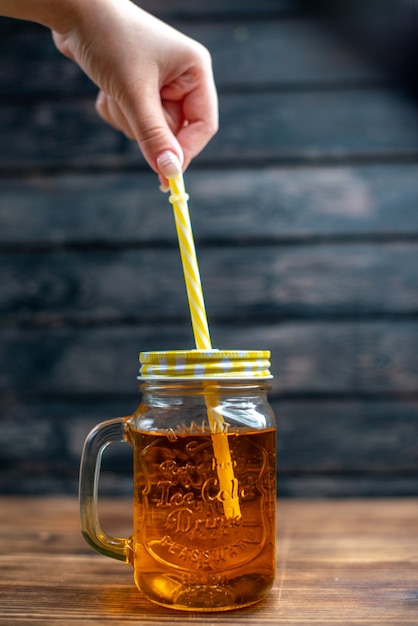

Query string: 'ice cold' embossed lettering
153 443 256 514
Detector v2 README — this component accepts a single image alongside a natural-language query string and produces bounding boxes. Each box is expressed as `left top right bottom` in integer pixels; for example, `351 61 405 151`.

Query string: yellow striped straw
168 174 211 350
168 173 241 519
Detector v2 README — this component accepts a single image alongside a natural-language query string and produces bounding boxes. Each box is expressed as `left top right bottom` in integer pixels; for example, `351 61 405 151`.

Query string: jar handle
79 417 131 562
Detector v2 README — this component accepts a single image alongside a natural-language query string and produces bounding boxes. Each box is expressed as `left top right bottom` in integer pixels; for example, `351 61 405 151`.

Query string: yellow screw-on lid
138 349 272 380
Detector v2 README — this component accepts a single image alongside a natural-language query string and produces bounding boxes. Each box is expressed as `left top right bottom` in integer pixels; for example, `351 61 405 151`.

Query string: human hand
3 0 218 188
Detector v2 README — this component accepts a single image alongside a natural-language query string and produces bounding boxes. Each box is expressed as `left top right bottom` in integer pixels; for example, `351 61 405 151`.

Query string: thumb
95 90 183 183
155 150 183 182
129 98 184 184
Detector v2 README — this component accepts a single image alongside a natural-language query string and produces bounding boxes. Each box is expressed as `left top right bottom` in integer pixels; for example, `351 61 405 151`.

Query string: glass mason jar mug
79 350 277 611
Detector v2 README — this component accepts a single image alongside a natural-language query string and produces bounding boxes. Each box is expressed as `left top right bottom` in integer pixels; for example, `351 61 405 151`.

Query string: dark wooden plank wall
1 0 417 496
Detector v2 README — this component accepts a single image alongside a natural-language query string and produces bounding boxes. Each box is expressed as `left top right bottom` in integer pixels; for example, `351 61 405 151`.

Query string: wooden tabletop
0 497 417 625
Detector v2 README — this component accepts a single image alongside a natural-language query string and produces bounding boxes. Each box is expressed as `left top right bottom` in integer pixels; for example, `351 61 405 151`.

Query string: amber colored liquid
131 427 276 611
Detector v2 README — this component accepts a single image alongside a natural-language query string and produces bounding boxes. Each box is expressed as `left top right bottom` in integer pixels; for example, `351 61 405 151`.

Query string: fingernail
156 151 182 179
159 183 169 193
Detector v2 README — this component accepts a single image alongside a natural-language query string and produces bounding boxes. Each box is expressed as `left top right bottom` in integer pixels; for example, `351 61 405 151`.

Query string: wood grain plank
1 465 417 498
1 397 417 477
1 0 417 505
278 475 418 498
1 243 418 319
1 165 418 245
278 399 418 473
137 0 301 17
0 0 299 33
210 90 418 163
0 498 96 555
2 571 417 625
0 498 417 625
1 90 417 170
1 322 418 395
0 21 380 98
